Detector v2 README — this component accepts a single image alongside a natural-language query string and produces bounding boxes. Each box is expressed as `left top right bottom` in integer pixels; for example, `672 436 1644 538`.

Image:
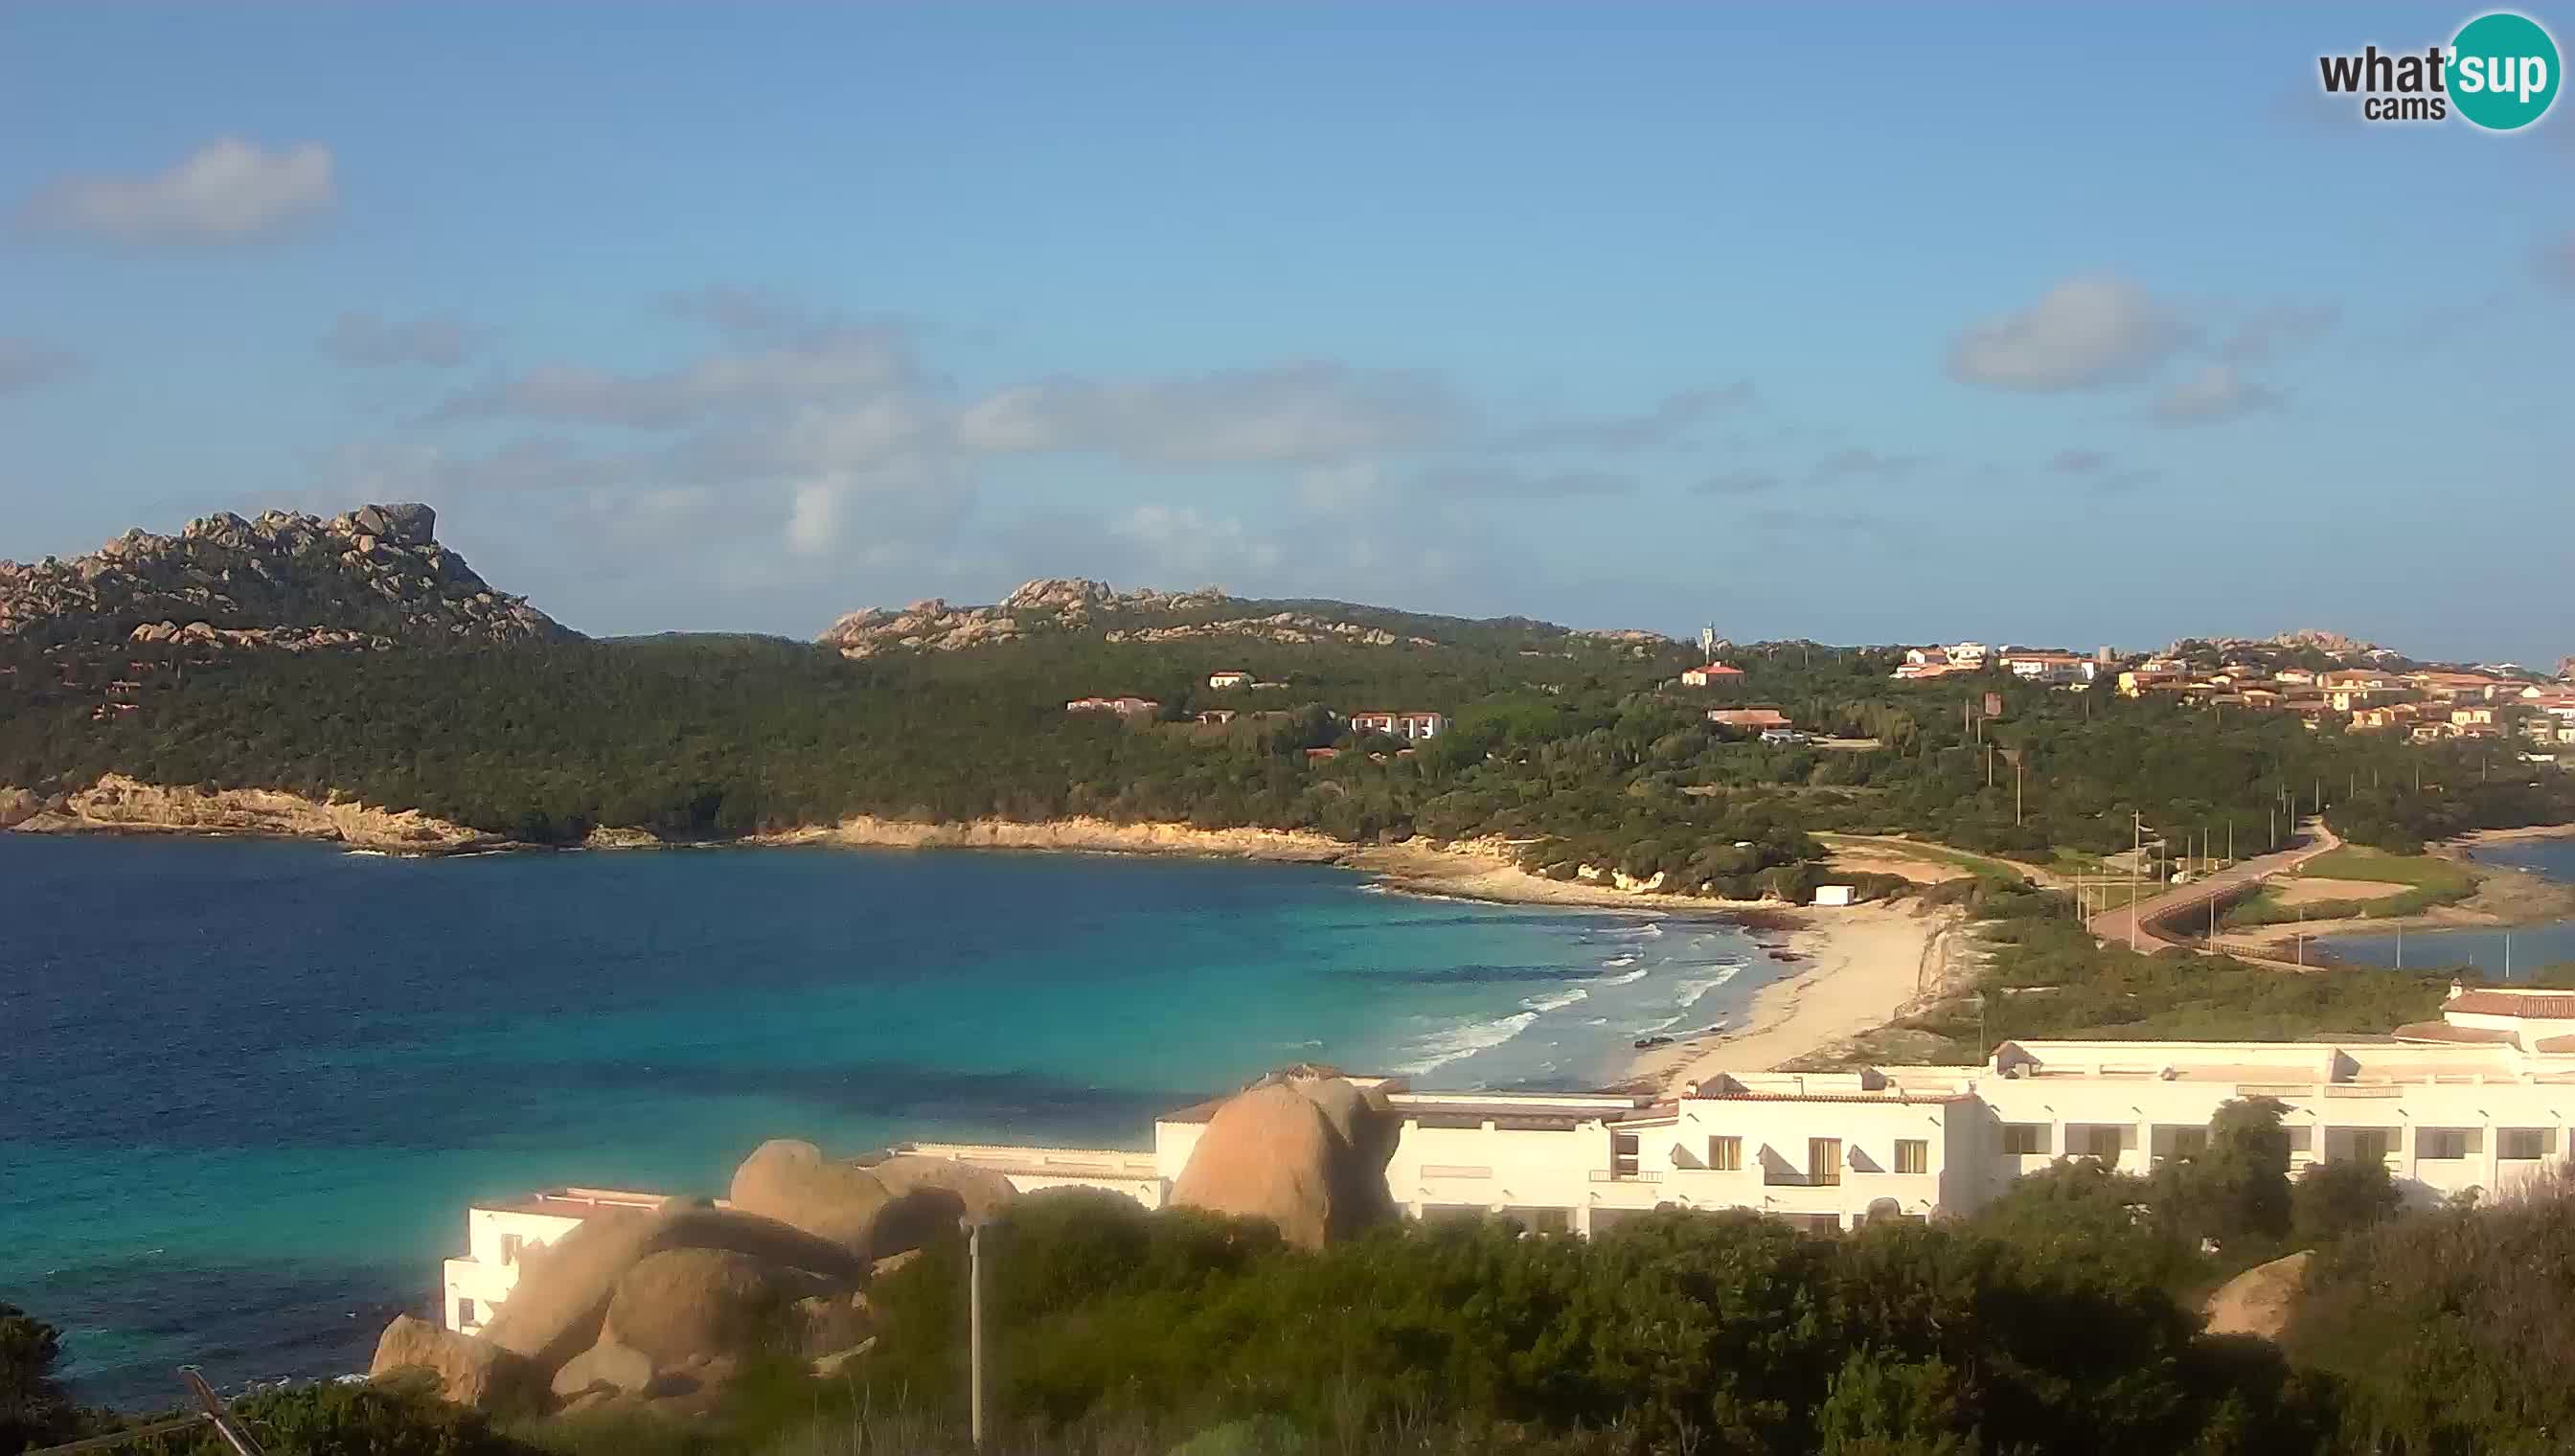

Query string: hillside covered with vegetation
6 608 2567 896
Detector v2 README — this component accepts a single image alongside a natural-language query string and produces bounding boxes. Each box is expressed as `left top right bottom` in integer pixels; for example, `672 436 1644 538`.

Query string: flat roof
477 1187 673 1217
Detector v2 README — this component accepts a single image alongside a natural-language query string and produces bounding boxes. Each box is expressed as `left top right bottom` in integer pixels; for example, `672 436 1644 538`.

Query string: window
2501 1128 2549 1161
2003 1124 2047 1155
1708 1136 1742 1172
2079 1126 2123 1160
1894 1139 1928 1174
1809 1138 1842 1186
2421 1128 2470 1160
2167 1127 2208 1158
455 1296 475 1329
499 1233 523 1263
2347 1128 2392 1163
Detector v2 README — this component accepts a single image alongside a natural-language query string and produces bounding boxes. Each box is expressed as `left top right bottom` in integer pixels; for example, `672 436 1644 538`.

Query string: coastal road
2085 818 2342 959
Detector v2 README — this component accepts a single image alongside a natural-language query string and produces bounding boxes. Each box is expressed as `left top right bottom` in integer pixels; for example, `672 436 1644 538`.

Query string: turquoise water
0 836 1766 1403
2320 838 2575 974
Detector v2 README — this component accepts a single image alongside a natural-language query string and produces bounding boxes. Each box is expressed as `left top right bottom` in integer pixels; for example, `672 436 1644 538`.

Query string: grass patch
2301 846 2477 892
1815 833 2026 888
2220 847 2479 927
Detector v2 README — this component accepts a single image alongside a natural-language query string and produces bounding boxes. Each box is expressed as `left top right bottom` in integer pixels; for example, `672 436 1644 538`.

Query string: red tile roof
2449 991 2575 1018
2390 1021 2518 1045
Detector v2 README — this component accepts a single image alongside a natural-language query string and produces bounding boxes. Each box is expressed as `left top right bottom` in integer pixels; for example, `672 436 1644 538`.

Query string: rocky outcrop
868 1153 1021 1225
1101 613 1435 649
753 814 1350 862
811 577 1467 659
602 1249 795 1369
727 1140 895 1257
9 774 494 852
369 1314 544 1416
549 1337 655 1400
0 502 567 651
2201 1249 2312 1340
478 1199 867 1376
1170 1069 1401 1249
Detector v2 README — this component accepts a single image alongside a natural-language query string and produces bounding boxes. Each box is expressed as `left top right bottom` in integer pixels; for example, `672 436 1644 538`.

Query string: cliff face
6 773 496 852
0 502 568 651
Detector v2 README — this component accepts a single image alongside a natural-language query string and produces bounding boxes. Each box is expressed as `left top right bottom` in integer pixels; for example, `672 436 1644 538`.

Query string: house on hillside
1681 663 1745 688
1903 648 1949 668
1349 710 1446 740
1707 708 1792 731
1998 650 2088 684
1207 671 1252 690
1947 642 1991 668
1067 695 1160 716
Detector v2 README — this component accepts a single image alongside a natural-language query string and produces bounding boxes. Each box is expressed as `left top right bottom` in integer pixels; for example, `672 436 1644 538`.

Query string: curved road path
2085 818 2342 959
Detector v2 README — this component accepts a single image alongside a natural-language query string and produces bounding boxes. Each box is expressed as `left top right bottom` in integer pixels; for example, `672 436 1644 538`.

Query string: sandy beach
1623 902 1963 1094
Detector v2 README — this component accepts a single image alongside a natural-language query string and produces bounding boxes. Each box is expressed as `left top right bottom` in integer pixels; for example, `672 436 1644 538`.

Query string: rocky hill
819 578 1476 658
0 503 568 652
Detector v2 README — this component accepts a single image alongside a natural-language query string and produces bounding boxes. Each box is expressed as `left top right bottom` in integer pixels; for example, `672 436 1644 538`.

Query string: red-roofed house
1681 663 1745 687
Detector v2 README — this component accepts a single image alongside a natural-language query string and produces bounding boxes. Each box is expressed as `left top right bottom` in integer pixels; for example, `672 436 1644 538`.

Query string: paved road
2085 818 2342 956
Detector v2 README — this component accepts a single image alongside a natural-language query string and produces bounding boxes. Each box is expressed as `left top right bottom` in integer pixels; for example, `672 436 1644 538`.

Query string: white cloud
1691 467 1781 497
0 338 80 397
1946 275 2193 391
17 138 335 243
955 363 1463 466
2150 363 2282 424
1503 381 1756 451
786 481 847 557
433 325 915 428
1413 464 1634 498
1811 446 1925 482
323 312 483 368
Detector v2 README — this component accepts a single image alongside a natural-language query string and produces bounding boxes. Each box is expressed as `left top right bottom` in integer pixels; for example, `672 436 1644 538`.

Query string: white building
1207 671 1252 690
438 989 2575 1333
1347 710 1447 740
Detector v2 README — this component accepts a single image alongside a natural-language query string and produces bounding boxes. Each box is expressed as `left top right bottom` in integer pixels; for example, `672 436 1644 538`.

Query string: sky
3 5 2570 662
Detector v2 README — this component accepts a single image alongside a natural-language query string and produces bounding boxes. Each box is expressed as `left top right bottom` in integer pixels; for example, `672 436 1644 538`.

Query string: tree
2156 1099 2291 1258
0 1304 73 1456
2290 1157 2402 1248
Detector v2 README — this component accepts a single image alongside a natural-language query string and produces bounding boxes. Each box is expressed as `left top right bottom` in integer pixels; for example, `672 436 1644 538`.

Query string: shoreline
2222 826 2575 960
7 776 1938 1079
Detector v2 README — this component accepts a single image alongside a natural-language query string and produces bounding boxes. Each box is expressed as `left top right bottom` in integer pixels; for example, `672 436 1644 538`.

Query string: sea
0 835 1774 1405
2320 837 2575 975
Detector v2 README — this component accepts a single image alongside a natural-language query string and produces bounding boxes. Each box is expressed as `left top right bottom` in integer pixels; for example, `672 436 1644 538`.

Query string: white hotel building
440 986 2575 1334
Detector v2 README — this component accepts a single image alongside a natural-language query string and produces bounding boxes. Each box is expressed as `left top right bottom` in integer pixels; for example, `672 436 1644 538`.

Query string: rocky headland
0 502 567 652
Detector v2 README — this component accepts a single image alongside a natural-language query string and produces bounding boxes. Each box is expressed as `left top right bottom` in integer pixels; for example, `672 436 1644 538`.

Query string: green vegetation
2222 847 2480 928
1 1304 74 1456
9 623 2566 900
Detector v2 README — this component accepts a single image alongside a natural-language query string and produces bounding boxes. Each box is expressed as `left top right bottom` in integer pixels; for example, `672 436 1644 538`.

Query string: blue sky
4 5 2569 661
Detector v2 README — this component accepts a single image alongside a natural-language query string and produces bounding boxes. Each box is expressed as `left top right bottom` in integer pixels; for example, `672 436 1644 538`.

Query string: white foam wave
1395 1011 1538 1076
1522 987 1591 1015
1603 954 1638 967
1596 966 1650 987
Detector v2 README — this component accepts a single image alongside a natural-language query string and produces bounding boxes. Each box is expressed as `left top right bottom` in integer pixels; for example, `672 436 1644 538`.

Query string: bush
2290 1158 2403 1248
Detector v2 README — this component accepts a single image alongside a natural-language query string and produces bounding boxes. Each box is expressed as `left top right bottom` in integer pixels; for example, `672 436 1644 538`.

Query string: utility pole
2395 919 2403 970
2131 812 2144 952
966 1219 988 1450
2296 905 2305 968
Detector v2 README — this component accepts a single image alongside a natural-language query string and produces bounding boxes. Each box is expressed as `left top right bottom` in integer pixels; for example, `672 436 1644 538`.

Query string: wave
1596 966 1651 987
1522 987 1591 1015
1395 1011 1538 1077
1602 954 1638 967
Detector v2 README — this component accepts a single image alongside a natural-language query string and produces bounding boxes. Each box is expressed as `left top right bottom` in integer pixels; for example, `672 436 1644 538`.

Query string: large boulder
869 1154 1020 1224
477 1199 866 1377
549 1337 655 1399
729 1140 893 1256
368 1314 542 1416
1170 1074 1401 1248
2201 1249 2313 1340
602 1248 791 1369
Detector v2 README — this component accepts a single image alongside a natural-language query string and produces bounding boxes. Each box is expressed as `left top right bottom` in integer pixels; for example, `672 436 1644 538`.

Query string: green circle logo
2450 11 2560 130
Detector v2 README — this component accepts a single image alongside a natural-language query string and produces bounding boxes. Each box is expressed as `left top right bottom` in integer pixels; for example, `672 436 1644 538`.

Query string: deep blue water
0 835 1766 1404
2321 838 2575 974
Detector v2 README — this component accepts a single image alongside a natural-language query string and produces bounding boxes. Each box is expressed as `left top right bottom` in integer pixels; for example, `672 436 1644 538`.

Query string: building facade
437 989 2575 1334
